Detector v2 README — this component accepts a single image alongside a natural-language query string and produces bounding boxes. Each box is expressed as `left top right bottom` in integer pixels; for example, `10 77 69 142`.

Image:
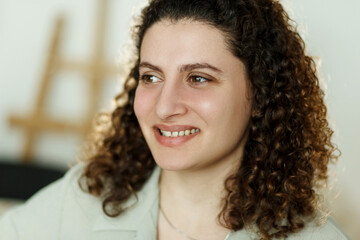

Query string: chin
153 156 196 172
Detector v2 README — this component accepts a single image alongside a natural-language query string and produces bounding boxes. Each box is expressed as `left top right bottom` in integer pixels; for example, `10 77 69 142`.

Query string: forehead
140 20 234 66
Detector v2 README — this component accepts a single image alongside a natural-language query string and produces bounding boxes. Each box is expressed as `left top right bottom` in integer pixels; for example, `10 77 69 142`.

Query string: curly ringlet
80 0 338 239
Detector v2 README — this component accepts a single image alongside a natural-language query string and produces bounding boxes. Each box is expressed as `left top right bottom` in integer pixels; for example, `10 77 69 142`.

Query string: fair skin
134 20 252 240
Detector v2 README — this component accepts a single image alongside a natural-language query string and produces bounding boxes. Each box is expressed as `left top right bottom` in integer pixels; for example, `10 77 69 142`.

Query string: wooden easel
8 0 120 162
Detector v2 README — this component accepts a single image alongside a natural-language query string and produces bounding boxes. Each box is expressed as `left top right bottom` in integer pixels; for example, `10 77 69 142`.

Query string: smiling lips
160 128 199 137
153 125 200 147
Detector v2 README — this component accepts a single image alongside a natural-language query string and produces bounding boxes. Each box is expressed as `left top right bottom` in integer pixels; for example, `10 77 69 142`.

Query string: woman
0 0 349 239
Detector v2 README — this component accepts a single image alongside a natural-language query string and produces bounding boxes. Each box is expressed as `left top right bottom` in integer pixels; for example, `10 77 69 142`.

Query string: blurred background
0 0 359 239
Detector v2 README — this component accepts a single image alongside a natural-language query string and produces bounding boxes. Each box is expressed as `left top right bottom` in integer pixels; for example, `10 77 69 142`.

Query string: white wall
0 0 359 238
0 0 145 167
283 1 360 238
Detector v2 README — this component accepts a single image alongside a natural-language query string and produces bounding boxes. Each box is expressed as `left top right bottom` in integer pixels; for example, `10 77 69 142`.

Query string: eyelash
139 74 212 85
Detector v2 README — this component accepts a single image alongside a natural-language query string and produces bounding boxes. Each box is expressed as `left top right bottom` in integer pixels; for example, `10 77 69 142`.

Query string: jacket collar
92 167 161 237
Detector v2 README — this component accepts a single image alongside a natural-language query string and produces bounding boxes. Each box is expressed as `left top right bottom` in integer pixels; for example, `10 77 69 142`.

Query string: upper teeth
160 128 199 137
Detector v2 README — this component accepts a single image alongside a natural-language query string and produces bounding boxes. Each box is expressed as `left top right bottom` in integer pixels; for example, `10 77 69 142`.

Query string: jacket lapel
92 167 161 239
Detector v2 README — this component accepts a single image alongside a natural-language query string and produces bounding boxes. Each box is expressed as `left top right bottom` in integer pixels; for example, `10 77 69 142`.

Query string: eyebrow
180 63 223 73
139 62 162 72
139 61 223 74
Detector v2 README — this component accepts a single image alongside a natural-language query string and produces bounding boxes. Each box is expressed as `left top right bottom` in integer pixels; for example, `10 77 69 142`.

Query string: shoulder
0 163 91 239
0 164 162 240
287 217 349 240
229 217 349 240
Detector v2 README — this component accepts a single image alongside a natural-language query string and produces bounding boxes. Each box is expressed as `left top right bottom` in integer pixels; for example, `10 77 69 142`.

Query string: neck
161 163 234 205
157 159 239 240
159 154 241 223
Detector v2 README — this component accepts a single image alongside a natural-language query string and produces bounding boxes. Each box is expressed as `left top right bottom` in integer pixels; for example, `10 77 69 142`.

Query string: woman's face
134 20 252 172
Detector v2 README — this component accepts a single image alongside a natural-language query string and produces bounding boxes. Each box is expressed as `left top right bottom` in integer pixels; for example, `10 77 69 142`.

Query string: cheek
194 88 251 130
187 89 224 122
134 87 155 121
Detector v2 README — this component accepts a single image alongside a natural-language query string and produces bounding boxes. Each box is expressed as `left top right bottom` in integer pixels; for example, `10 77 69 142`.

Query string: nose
155 80 187 120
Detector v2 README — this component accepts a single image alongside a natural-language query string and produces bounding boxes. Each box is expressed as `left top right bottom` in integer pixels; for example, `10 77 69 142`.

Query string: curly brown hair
80 0 338 239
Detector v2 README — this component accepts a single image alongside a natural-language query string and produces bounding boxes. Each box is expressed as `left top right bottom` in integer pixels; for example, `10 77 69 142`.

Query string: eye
140 74 162 83
188 75 209 84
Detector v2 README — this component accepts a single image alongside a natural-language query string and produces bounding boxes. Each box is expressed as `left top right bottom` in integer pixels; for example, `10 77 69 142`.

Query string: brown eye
140 74 161 83
189 76 209 83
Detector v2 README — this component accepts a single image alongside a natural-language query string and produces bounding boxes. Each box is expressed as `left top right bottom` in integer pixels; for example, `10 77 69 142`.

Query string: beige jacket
0 164 349 240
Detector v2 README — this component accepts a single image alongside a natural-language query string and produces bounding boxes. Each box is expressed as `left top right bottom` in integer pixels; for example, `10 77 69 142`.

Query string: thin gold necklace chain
159 204 231 240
